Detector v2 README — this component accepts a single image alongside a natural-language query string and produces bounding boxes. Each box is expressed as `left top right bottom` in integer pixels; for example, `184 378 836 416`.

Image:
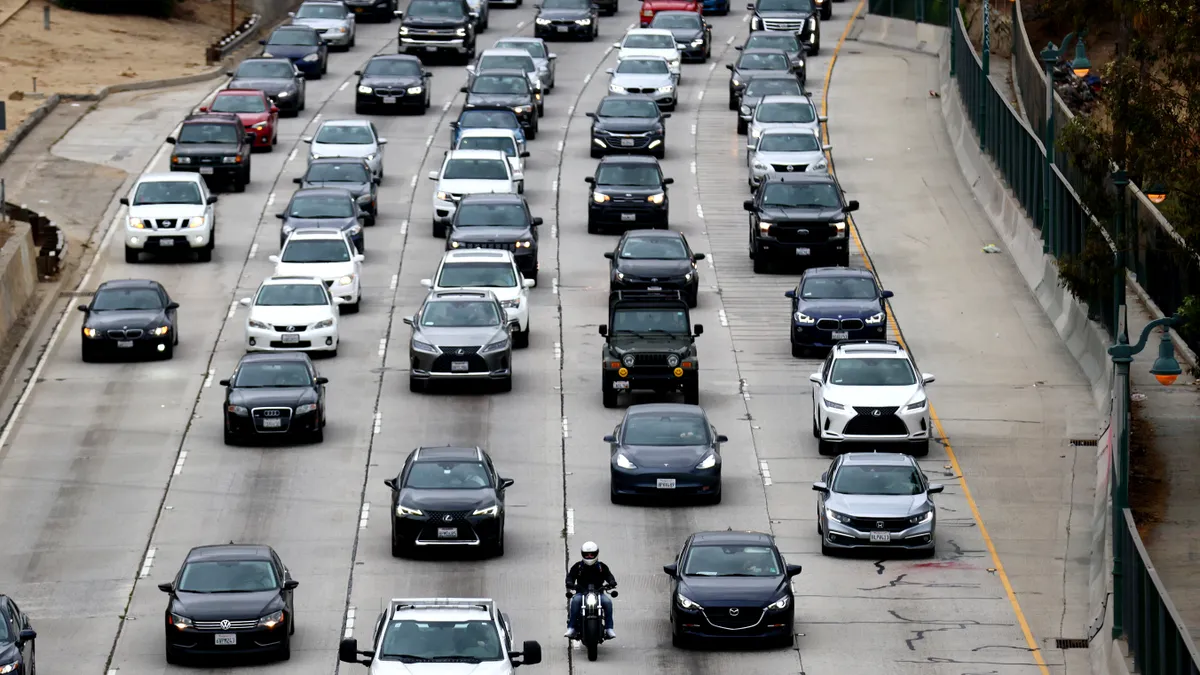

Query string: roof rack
835 339 903 350
391 598 495 614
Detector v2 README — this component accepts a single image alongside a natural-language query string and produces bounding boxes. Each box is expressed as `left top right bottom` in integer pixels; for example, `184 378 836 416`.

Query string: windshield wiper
387 654 435 662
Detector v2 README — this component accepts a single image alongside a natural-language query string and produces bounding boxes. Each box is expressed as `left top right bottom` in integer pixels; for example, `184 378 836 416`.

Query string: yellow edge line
818 5 1052 673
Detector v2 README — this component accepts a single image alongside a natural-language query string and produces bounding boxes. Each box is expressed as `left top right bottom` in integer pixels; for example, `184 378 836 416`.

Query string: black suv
747 0 820 54
599 290 703 408
396 0 477 64
744 173 857 273
167 112 254 192
446 193 541 282
585 155 673 234
461 69 538 135
587 95 670 159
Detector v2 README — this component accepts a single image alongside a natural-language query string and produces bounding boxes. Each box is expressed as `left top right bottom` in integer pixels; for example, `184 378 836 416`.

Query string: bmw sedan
354 54 431 113
227 58 307 116
814 452 942 555
606 56 677 110
785 267 890 355
607 403 725 503
220 352 328 445
79 279 179 361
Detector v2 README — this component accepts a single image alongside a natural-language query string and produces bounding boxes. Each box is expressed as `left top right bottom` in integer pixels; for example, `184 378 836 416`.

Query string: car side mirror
584 176 595 184
515 640 542 665
785 564 803 577
532 217 543 226
693 324 703 335
598 324 608 337
239 298 252 306
428 170 440 180
846 199 860 212
288 11 295 16
425 72 433 78
373 177 382 185
17 629 35 643
603 251 614 259
348 12 355 18
605 68 614 74
523 278 534 288
338 637 360 663
922 373 936 384
603 434 616 442
746 1 755 7
585 112 596 118
207 195 219 204
460 86 469 93
612 42 621 48
166 301 180 310
402 316 414 326
716 434 728 442
784 289 796 298
663 563 678 576
268 254 281 263
881 290 894 299
822 144 832 151
520 151 530 158
420 279 433 288
378 138 388 144
284 579 300 590
276 213 286 219
734 45 743 50
119 197 130 206
661 113 671 118
225 70 235 76
809 373 822 383
165 136 177 144
354 70 362 76
548 53 557 59
928 483 945 494
743 199 754 211
393 9 404 16
812 481 828 492
302 137 313 143
693 252 705 260
725 64 734 70
77 304 89 312
158 582 174 593
218 379 230 386
293 177 305 185
500 477 515 489
663 177 674 185
258 39 266 44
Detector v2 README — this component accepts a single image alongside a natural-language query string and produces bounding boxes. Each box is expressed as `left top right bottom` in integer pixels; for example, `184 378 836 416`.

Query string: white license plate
647 286 662 291
383 96 397 104
831 330 848 340
438 527 458 538
263 418 282 428
611 381 629 389
451 361 469 372
117 340 134 348
556 25 569 31
282 333 300 344
214 633 237 646
620 138 634 146
199 166 214 175
620 213 636 221
426 46 438 52
657 478 676 489
794 247 810 255
870 531 891 543
158 238 174 246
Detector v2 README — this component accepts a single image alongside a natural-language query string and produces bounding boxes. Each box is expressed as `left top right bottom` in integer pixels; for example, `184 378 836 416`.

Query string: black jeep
599 290 703 408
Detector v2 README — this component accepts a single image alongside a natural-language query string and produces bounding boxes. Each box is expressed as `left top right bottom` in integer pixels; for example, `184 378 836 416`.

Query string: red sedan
639 0 699 27
200 89 279 150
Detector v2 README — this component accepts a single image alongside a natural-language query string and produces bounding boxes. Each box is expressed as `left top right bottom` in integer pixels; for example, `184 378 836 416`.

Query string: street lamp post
1109 315 1182 639
1038 34 1089 255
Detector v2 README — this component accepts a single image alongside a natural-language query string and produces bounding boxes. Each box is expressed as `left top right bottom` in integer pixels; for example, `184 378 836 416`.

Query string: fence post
949 0 957 76
979 0 989 151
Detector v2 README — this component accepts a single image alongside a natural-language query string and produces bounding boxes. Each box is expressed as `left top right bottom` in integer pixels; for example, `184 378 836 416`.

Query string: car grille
251 407 293 433
843 406 907 435
418 510 479 542
269 340 312 349
373 88 411 96
770 223 834 243
633 353 672 366
814 318 864 331
106 329 144 339
408 31 461 41
623 87 660 94
602 131 651 138
192 155 226 165
843 516 913 533
155 219 179 229
770 163 808 172
431 351 488 373
762 18 805 30
456 241 517 252
547 19 577 27
193 619 260 631
703 607 765 630
273 324 309 332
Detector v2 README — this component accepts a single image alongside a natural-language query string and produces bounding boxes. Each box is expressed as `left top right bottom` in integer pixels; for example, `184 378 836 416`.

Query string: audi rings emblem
456 349 465 355
728 608 739 616
443 515 454 522
220 619 231 630
871 409 882 417
263 410 281 417
876 521 884 529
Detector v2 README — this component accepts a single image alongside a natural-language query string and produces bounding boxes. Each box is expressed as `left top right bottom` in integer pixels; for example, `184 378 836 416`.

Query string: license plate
263 418 282 428
557 25 569 31
199 166 214 175
426 46 438 52
383 96 397 104
117 340 134 348
157 238 174 246
282 333 300 344
451 361 469 372
794 247 810 255
611 381 629 389
214 633 237 646
831 330 848 340
870 531 891 543
647 286 662 291
620 138 634 147
438 527 458 538
657 478 676 489
620 213 635 221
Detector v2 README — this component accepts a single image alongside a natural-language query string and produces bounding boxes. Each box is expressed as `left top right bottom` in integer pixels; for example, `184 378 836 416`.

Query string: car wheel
277 635 291 661
753 253 768 273
81 342 97 363
432 220 447 238
223 428 238 446
910 439 930 457
514 325 530 348
165 644 184 665
124 246 139 264
590 147 603 158
820 541 832 556
736 118 747 135
728 93 738 110
602 386 618 408
821 5 830 19
793 343 806 358
682 381 699 405
197 246 212 263
495 376 513 393
526 125 537 140
811 412 820 437
809 37 820 55
343 298 361 314
652 145 665 159
312 427 324 444
355 102 369 115
409 376 426 393
517 180 525 194
671 624 689 648
686 287 698 308
587 217 601 234
492 529 505 557
817 438 833 456
610 484 625 504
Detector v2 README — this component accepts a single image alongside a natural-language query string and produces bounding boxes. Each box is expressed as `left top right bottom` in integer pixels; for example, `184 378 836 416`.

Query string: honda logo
876 521 884 529
728 608 739 616
264 410 281 417
443 515 454 522
220 619 231 630
871 409 881 417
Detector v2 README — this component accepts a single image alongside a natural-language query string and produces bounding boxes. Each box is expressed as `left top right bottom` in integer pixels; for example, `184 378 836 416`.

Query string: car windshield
211 95 268 113
623 414 709 445
177 560 279 593
438 262 517 288
597 99 659 118
407 0 465 17
290 195 353 218
268 28 318 46
380 620 503 661
652 14 700 28
296 3 346 18
92 288 164 311
738 53 789 70
617 58 669 74
133 181 202 205
832 464 924 495
443 159 509 180
364 59 422 77
177 123 240 144
800 276 876 300
496 40 546 58
619 236 688 259
758 132 820 152
235 361 313 387
761 183 840 208
543 0 589 8
471 75 527 94
744 78 801 98
236 60 295 78
405 461 492 489
828 357 917 385
756 100 815 123
745 34 799 51
623 34 676 49
611 308 688 334
306 162 371 183
755 0 813 10
314 124 374 144
255 284 329 306
596 164 661 186
281 238 352 262
455 204 526 226
683 545 781 577
457 136 517 156
480 55 534 72
420 300 502 327
458 110 520 129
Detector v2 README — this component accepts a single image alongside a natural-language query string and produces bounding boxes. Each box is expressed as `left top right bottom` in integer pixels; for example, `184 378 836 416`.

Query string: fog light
618 367 628 377
673 367 683 377
130 237 139 244
194 236 205 244
249 337 256 346
156 344 166 352
326 337 333 345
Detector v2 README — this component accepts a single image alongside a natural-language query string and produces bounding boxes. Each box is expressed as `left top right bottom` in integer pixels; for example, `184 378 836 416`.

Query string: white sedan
241 276 346 356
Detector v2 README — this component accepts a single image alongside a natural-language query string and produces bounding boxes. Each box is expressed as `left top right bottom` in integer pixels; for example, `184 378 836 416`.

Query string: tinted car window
443 159 509 180
268 29 318 46
760 183 839 208
282 238 352 262
256 284 329 306
471 75 528 94
756 101 816 123
92 288 164 311
619 237 688 259
459 110 521 128
756 0 813 10
737 53 789 70
291 195 354 218
458 136 517 156
236 61 295 78
623 414 709 445
211 95 267 113
480 55 535 72
831 465 924 495
455 203 526 226
800 277 876 299
682 545 781 576
438 262 518 287
364 59 422 77
407 0 466 17
496 41 546 58
828 358 917 386
235 362 313 387
652 14 701 28
178 123 240 144
596 164 661 186
381 621 503 661
296 3 347 18
745 34 800 50
314 125 374 144
543 0 590 8
623 34 676 49
744 79 801 97
597 99 659 118
610 308 688 333
406 461 491 488
133 181 202 205
420 300 502 327
616 59 669 74
178 560 279 592
307 162 371 182
757 132 820 152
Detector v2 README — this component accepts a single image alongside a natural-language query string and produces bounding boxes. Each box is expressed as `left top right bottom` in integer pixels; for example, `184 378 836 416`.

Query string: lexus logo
876 521 884 529
728 608 739 616
871 409 882 417
264 410 281 417
288 326 299 332
455 349 465 355
443 515 454 522
220 619 231 630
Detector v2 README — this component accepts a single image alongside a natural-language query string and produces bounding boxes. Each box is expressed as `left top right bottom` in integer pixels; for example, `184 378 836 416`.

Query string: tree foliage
53 0 177 18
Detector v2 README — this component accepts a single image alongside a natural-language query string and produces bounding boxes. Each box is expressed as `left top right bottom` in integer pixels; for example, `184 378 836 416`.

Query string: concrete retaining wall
0 222 39 346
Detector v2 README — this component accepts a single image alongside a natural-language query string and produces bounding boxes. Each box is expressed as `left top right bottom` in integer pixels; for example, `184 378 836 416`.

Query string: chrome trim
700 608 766 631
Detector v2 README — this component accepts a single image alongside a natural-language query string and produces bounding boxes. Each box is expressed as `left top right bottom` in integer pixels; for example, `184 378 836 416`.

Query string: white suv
338 598 542 675
121 172 217 263
809 340 935 456
270 229 364 313
240 275 346 356
422 249 534 347
428 149 518 237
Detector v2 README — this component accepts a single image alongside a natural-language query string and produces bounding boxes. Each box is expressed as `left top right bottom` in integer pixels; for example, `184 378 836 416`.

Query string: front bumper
672 605 793 642
82 331 172 353
591 132 664 154
676 42 706 60
603 364 696 394
817 403 930 446
433 197 459 224
166 622 289 656
534 20 593 38
126 228 211 250
347 0 394 19
755 235 847 264
410 349 511 381
393 512 503 546
399 37 472 55
791 321 884 348
748 162 828 187
611 466 719 497
821 513 935 550
170 163 242 181
323 278 362 304
246 324 339 352
319 29 354 46
244 123 274 147
357 89 425 108
225 407 321 438
611 274 694 294
589 200 668 227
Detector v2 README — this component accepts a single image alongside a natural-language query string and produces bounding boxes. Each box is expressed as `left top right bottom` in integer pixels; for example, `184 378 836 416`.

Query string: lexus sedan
220 352 328 444
404 290 514 393
814 452 942 555
607 403 725 503
277 187 366 251
79 279 179 361
260 25 328 78
785 267 890 355
606 229 704 307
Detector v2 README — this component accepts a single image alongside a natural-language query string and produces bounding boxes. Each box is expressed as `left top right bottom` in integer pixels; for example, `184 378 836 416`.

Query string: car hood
85 309 167 329
618 47 679 62
282 216 359 230
734 67 789 81
664 27 703 42
678 575 787 606
611 73 674 89
369 661 511 675
231 111 272 126
293 18 349 30
449 226 531 243
172 142 238 156
301 180 371 197
609 335 691 352
274 260 358 280
248 306 335 325
466 93 529 108
793 298 880 318
229 386 318 408
399 487 495 511
821 382 923 408
0 645 16 668
826 492 929 518
228 78 295 95
619 443 710 469
437 178 513 193
404 16 468 27
539 8 590 19
127 203 206 219
613 258 692 278
594 117 661 133
311 143 376 159
647 0 699 8
752 120 820 134
262 44 319 59
756 9 814 18
361 74 424 89
173 590 283 620
758 206 844 222
439 284 521 302
414 325 508 346
752 150 825 166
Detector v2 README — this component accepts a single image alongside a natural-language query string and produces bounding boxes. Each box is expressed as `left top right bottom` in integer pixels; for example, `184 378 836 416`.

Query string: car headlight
436 191 452 201
593 192 611 203
330 26 347 33
809 16 816 29
248 319 270 330
222 155 240 164
172 155 190 164
337 275 356 286
676 593 701 610
128 217 148 229
259 610 285 629
695 453 717 469
657 85 675 93
825 508 851 524
812 158 828 171
758 220 773 233
731 77 741 87
865 311 884 325
614 271 624 280
615 453 637 469
513 105 532 113
455 27 467 36
449 240 462 248
302 53 320 62
575 17 591 24
691 38 704 46
169 613 193 630
412 338 439 354
664 354 680 367
621 354 635 367
752 160 769 171
831 219 846 237
906 397 927 411
822 398 844 410
647 192 665 204
357 194 372 204
684 271 693 282
407 85 424 94
909 510 934 525
187 216 206 229
609 84 627 94
364 153 377 162
473 504 499 516
313 318 335 329
740 105 751 115
668 58 680 67
82 327 99 338
277 90 290 98
397 505 423 516
515 240 533 248
358 85 373 94
251 121 268 130
226 405 249 416
766 596 790 610
794 311 814 324
348 223 363 236
150 325 170 336
480 336 510 353
535 17 551 24
500 298 521 309
750 16 761 29
296 403 319 414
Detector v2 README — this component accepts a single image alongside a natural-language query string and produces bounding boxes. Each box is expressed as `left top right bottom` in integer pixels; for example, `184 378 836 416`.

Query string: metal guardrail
1117 509 1200 675
205 13 263 65
2 201 67 280
867 0 950 25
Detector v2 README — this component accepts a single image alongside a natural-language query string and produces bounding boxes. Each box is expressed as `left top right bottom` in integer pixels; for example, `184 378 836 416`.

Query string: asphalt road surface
0 2 1048 673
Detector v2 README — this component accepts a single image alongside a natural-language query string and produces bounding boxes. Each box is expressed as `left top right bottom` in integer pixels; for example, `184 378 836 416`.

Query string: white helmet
581 541 599 565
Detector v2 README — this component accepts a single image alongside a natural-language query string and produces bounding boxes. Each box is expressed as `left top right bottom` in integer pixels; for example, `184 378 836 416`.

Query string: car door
311 361 327 412
513 259 529 303
813 349 833 424
347 234 362 277
271 551 296 615
6 599 30 662
158 284 178 330
368 121 382 156
669 536 691 605
373 610 388 651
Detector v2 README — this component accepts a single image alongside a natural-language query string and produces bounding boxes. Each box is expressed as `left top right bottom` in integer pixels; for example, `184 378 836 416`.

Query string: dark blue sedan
0 595 36 674
260 26 329 78
785 267 892 356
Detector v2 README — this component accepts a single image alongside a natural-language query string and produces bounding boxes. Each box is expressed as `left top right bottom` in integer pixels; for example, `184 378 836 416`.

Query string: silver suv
339 598 542 675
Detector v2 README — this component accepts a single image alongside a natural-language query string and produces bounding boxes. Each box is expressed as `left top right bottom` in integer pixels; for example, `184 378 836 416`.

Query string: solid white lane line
359 503 370 529
410 175 418 188
139 548 157 578
709 62 716 72
266 192 276 207
696 204 704 219
718 309 728 326
173 451 187 476
339 81 348 91
516 20 526 28
562 417 569 439
248 243 258 259
550 223 558 238
373 411 382 434
554 342 562 360
390 274 399 290
344 607 356 639
203 369 215 388
400 219 409 235
697 90 704 101
566 508 575 535
226 301 237 319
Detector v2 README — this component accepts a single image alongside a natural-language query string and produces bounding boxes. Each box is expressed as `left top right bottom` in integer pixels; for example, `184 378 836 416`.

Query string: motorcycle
567 583 617 661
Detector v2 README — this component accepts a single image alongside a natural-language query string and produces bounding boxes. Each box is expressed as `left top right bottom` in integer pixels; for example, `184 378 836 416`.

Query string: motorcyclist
563 541 617 640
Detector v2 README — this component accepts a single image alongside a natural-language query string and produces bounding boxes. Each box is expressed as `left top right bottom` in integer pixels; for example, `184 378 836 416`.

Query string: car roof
495 37 544 44
801 266 874 280
832 340 908 357
308 156 371 166
458 192 524 205
216 89 267 97
318 118 371 128
760 126 819 137
623 229 683 241
654 9 702 15
690 530 774 546
239 351 313 365
183 112 242 125
136 172 204 184
262 275 326 286
412 445 484 462
96 278 161 290
598 154 661 167
839 451 917 466
599 93 658 104
274 24 317 32
446 149 509 161
442 249 517 263
367 54 423 64
428 289 498 301
284 228 351 241
625 28 674 37
758 94 813 104
238 57 295 67
763 172 836 185
292 186 355 199
473 68 529 78
185 544 275 562
745 72 802 81
626 402 704 417
479 48 535 58
619 54 670 61
740 47 789 56
300 0 348 5
458 127 519 138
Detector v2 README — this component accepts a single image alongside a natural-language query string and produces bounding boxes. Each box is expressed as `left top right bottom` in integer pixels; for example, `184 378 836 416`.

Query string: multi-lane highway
0 1 1061 673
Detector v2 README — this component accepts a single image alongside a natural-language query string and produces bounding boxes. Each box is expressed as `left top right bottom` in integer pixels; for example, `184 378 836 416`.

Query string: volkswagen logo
264 410 281 417
871 409 882 417
220 619 231 630
876 521 884 529
728 608 740 616
455 349 465 355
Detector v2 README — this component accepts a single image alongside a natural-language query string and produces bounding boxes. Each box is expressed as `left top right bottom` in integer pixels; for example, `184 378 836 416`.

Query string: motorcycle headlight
676 593 701 610
169 613 193 630
909 510 934 525
313 318 334 329
515 240 533 248
338 275 356 286
481 336 510 353
150 325 170 336
766 596 789 610
187 216 206 229
473 504 500 516
593 192 610 203
575 18 591 24
825 508 851 524
695 453 717 470
259 610 285 629
226 405 249 416
621 354 635 367
906 397 927 411
585 594 598 607
128 217 148 229
615 453 637 469
407 85 423 94
296 403 318 414
455 27 467 36
822 398 844 410
358 85 373 94
865 311 884 325
647 192 665 204
412 338 439 354
794 311 814 324
397 505 423 516
248 319 270 330
302 53 320 62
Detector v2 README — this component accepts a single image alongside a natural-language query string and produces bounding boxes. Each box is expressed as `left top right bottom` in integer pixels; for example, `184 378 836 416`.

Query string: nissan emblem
786 165 793 171
871 409 882 416
220 619 231 629
443 514 453 522
729 608 739 616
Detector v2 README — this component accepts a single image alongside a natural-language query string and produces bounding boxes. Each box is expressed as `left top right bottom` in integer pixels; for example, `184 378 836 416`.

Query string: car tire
81 342 97 363
817 438 833 456
343 298 361 314
587 217 601 234
432 220 447 238
682 381 699 405
671 625 689 648
792 343 806 358
495 376 513 393
728 94 738 110
736 118 748 135
686 287 698 308
590 147 603 158
165 644 184 665
910 439 930 457
492 529 505 557
410 376 426 393
355 102 369 115
652 145 665 159
821 5 831 19
514 325 530 348
808 37 820 55
753 254 768 273
124 246 138 264
312 427 324 444
161 341 174 360
602 386 618 408
820 541 833 556
811 413 819 437
299 96 307 111
517 180 525 194
391 531 408 557
277 635 291 661
526 125 537 140
197 245 213 262
610 485 625 504
703 488 721 505
223 428 238 446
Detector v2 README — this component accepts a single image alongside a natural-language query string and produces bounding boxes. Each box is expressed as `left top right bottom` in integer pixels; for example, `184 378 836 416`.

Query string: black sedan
446 193 541 282
586 155 673 234
726 48 799 109
159 544 298 664
0 595 36 675
461 70 538 135
294 158 380 225
227 58 307 116
649 11 711 62
606 403 724 503
588 95 670 159
533 0 600 39
607 230 704 307
277 187 366 251
220 352 328 445
79 279 179 362
384 445 514 557
664 530 801 648
354 54 432 114
785 267 891 356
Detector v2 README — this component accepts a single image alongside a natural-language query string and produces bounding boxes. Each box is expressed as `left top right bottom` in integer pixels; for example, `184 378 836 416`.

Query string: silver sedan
290 1 357 49
746 128 829 191
606 56 677 111
493 38 558 92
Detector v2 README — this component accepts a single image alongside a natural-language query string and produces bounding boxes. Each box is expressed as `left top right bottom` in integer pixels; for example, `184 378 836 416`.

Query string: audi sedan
220 352 328 444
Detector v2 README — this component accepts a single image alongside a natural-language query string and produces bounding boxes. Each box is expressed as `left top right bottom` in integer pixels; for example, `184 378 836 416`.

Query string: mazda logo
443 515 454 522
728 608 739 616
264 410 281 417
876 521 884 528
455 349 465 355
871 409 882 417
220 619 231 630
